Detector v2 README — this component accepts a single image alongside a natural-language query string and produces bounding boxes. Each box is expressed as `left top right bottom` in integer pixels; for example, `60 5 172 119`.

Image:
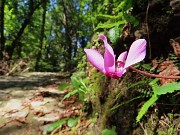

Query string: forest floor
0 72 70 135
0 71 179 135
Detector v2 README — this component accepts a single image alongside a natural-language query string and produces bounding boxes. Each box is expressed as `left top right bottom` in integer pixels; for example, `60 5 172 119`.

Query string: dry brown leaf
170 39 180 58
31 96 44 102
157 61 180 84
152 59 158 67
158 61 174 71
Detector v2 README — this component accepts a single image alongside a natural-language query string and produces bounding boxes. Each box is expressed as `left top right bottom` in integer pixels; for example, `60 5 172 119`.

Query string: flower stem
129 66 180 79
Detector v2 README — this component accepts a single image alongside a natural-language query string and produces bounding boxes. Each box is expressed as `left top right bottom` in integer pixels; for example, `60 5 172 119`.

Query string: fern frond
94 21 126 31
136 82 180 122
154 82 180 95
96 13 123 20
149 78 159 91
128 80 147 90
136 94 159 122
114 0 132 12
111 96 141 111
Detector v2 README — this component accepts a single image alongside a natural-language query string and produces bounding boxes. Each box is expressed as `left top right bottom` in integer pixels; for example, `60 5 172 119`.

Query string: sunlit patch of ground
0 72 70 135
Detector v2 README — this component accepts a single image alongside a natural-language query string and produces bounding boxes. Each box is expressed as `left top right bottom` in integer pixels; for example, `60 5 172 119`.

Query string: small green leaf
107 26 120 45
58 82 70 90
89 118 97 123
71 76 80 89
102 126 117 135
141 64 152 70
47 118 69 132
61 89 78 101
67 117 79 127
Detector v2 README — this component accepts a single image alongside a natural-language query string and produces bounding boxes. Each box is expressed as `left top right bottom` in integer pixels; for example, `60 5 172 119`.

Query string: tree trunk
13 0 22 58
0 0 5 59
7 0 45 59
62 0 72 61
35 0 47 71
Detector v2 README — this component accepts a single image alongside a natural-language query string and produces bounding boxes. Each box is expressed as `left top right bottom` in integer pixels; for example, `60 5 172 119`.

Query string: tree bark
35 0 47 71
0 0 5 59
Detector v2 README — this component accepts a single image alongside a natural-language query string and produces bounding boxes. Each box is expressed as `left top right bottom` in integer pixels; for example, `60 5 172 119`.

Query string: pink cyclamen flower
84 35 147 79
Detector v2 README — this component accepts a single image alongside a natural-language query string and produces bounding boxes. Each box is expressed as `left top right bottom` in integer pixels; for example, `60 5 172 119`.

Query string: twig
50 125 61 135
156 102 180 106
129 66 180 79
146 1 152 59
159 120 169 127
5 60 23 76
139 122 148 135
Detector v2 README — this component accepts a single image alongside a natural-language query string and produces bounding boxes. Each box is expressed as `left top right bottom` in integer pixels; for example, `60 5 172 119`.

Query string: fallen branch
6 60 23 76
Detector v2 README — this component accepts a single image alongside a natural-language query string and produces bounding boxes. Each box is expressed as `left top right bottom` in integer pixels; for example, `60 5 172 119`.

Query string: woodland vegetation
0 0 180 135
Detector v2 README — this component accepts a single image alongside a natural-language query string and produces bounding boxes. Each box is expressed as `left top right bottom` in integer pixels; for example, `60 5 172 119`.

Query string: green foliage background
0 0 140 71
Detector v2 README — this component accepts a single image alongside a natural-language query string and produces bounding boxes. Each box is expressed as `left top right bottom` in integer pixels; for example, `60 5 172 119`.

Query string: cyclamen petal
99 35 116 73
115 69 126 78
124 39 146 68
99 35 108 43
84 49 105 73
99 34 114 55
104 48 115 73
117 51 127 62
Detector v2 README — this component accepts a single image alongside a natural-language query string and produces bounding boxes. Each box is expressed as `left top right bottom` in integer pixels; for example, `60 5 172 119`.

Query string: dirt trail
0 72 70 135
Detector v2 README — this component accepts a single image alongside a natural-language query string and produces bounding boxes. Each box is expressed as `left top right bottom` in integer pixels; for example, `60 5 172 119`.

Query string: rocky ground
0 72 70 135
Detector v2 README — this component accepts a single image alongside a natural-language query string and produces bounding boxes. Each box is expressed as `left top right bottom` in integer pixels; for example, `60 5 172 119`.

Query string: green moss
88 68 128 130
89 69 105 115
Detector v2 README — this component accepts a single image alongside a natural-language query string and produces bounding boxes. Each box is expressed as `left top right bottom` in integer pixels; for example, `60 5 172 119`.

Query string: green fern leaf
115 0 132 12
154 82 180 95
149 78 159 91
94 21 126 31
114 1 125 12
136 94 159 122
122 0 132 11
123 12 139 26
136 82 180 122
96 13 122 20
